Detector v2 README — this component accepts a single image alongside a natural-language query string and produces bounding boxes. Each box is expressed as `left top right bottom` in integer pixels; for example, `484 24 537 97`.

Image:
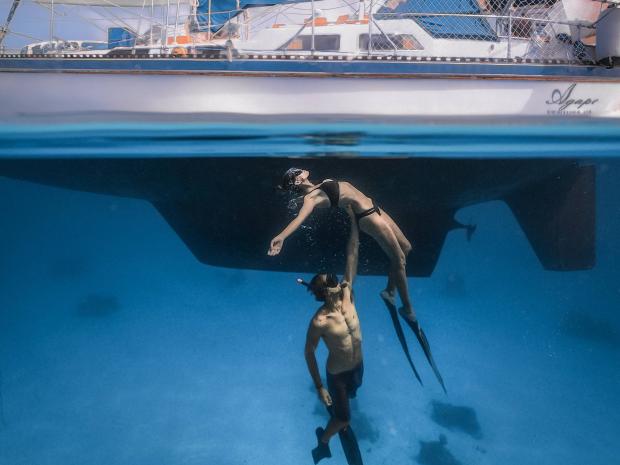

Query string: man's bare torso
313 298 363 375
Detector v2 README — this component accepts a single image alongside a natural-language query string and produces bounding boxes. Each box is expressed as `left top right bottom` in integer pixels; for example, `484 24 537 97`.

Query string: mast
165 0 170 49
50 0 55 42
0 0 22 48
207 0 211 38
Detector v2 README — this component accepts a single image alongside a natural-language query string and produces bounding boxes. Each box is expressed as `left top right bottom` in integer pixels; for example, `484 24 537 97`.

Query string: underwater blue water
0 121 619 465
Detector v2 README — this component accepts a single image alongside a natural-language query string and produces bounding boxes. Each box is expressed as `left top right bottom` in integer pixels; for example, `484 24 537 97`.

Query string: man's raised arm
343 207 359 288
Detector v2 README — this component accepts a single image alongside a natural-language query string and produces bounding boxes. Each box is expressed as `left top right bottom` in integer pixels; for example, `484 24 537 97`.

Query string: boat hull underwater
1 56 620 118
0 156 596 276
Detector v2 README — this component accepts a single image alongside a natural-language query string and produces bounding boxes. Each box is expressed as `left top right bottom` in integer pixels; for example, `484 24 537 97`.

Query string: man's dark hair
308 273 340 301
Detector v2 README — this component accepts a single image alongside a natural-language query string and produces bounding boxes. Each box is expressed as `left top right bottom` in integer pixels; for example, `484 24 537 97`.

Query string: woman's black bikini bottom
354 200 381 223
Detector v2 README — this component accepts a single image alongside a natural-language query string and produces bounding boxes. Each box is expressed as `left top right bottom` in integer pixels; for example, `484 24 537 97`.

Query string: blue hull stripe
1 56 620 79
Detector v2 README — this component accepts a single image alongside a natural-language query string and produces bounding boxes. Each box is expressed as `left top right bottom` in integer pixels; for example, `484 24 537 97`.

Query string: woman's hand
268 236 285 256
318 387 332 407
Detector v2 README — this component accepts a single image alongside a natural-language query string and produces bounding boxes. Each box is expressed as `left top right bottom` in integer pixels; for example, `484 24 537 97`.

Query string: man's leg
312 372 348 464
323 415 349 441
322 379 350 442
320 405 363 465
328 366 364 465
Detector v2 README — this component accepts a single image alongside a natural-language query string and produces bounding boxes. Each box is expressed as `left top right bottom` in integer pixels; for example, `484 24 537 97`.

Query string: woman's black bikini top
312 180 340 208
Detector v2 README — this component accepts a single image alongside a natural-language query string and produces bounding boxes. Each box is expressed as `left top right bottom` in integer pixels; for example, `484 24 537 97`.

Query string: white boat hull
1 66 620 119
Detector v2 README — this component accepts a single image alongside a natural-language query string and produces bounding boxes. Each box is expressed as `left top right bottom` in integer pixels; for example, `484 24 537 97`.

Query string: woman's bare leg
385 270 397 299
380 211 412 296
381 211 412 254
360 217 416 319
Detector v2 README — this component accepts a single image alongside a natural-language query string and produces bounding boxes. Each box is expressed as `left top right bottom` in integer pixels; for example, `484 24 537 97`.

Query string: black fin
325 405 364 465
339 425 364 465
380 293 423 386
312 427 332 464
399 311 447 394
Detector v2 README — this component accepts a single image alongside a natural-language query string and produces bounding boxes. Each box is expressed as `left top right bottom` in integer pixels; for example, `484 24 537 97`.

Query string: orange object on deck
167 35 191 45
286 38 303 50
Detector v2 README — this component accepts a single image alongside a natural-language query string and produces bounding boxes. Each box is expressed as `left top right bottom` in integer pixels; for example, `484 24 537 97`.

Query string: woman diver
267 168 447 391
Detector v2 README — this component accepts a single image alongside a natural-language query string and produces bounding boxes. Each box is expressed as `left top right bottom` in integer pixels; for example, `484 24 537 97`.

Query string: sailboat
0 0 619 118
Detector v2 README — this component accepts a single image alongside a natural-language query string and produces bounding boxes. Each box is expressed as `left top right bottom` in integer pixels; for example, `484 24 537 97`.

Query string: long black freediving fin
325 405 364 465
338 424 364 465
380 293 423 386
398 309 447 394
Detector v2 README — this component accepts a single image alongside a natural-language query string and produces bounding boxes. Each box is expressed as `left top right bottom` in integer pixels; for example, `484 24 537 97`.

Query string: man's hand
318 387 332 407
268 236 284 256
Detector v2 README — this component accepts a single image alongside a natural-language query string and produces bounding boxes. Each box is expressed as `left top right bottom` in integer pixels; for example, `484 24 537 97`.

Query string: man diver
302 206 364 465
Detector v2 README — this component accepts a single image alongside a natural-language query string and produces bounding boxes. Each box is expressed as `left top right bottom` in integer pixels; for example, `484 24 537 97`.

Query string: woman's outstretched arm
268 196 316 256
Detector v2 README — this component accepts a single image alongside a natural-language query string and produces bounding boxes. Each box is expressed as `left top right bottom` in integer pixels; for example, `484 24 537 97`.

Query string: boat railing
367 11 596 62
0 0 599 64
210 1 597 63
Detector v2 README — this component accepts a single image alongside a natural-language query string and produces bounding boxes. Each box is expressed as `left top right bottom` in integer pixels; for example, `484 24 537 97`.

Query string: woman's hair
279 167 303 191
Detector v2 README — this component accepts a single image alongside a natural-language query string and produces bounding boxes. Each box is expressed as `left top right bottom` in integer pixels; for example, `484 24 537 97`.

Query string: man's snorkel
297 275 346 302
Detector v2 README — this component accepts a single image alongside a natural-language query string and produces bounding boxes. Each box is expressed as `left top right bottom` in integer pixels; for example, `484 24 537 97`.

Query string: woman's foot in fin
398 306 418 325
380 290 397 309
312 427 332 464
